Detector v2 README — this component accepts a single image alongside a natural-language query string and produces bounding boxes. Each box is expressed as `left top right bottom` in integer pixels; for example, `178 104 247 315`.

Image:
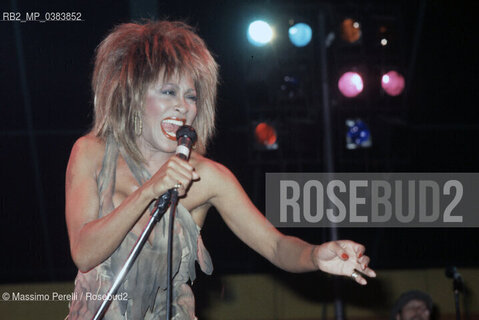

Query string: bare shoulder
71 133 105 157
67 133 105 179
190 151 235 182
188 151 241 205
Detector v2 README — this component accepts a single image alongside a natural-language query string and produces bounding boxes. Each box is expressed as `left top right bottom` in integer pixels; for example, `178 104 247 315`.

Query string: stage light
346 119 372 149
280 75 300 99
340 18 361 43
255 122 278 150
381 70 405 96
338 71 364 98
288 22 312 47
380 38 388 46
247 20 273 47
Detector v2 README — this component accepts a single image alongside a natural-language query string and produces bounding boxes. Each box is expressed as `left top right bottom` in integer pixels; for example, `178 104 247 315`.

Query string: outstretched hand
312 240 376 285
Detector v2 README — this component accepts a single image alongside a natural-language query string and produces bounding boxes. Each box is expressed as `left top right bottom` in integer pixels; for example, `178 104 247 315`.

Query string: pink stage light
338 72 364 98
381 71 405 96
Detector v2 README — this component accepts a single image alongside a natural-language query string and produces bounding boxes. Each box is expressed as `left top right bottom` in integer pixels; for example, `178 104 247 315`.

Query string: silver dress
68 137 213 319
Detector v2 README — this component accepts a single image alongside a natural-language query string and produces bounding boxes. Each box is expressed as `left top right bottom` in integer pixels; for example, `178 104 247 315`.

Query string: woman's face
139 71 197 154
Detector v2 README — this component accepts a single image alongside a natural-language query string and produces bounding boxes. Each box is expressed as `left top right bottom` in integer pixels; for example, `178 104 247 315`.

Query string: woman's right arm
65 136 196 272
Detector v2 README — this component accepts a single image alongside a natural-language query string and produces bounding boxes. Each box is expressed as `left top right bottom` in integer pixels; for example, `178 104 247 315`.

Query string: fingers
362 266 376 278
169 156 199 180
192 170 200 180
351 269 368 286
151 157 199 197
355 255 376 279
166 158 196 196
337 240 370 268
353 243 366 259
328 241 350 261
334 240 377 283
357 255 370 271
351 264 376 285
353 246 376 278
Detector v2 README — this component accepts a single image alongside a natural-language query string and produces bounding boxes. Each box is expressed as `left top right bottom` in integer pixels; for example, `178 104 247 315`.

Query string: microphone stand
452 276 462 320
446 267 463 320
92 191 173 320
165 190 179 320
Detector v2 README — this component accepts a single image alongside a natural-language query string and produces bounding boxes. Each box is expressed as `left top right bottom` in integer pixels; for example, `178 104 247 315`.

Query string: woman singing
66 20 376 319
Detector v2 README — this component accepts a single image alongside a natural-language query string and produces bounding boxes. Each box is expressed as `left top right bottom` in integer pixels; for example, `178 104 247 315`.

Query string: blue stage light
247 20 273 47
346 119 372 149
288 23 312 47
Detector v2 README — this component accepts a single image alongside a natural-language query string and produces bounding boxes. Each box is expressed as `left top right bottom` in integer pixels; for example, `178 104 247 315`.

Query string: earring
134 113 142 136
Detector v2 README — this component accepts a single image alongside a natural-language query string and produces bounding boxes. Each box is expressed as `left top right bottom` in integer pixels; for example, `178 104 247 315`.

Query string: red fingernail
341 253 349 260
358 252 363 258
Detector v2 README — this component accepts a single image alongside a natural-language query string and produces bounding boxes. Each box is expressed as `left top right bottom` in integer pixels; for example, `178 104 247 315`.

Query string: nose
415 306 430 318
175 98 189 114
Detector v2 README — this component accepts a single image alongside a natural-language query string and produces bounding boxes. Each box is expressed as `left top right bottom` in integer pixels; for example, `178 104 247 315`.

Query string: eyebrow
163 83 196 93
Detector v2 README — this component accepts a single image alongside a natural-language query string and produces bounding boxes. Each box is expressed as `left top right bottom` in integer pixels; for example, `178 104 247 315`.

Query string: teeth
161 118 185 138
163 119 184 126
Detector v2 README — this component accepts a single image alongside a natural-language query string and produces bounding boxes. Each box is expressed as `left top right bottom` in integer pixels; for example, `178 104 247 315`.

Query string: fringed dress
68 137 213 319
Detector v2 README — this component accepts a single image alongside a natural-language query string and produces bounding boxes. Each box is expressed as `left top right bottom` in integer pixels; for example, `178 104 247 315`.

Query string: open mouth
160 117 186 141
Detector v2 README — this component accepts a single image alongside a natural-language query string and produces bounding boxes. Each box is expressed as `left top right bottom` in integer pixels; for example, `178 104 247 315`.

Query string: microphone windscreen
445 266 458 279
176 125 197 144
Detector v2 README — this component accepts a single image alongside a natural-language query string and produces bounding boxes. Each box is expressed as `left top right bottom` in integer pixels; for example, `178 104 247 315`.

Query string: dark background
1 0 478 283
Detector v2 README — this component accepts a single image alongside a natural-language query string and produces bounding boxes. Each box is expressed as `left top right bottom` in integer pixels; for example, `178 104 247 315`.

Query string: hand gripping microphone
153 125 197 215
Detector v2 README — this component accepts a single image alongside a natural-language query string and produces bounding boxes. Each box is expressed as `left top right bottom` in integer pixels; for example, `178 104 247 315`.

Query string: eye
161 89 176 96
187 95 198 102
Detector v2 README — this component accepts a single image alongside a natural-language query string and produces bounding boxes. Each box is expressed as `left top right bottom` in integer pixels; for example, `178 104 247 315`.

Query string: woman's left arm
204 161 376 284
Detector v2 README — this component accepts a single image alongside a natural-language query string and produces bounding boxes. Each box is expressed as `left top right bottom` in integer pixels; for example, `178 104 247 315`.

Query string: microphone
446 266 463 281
153 125 197 215
446 266 464 293
175 125 197 161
